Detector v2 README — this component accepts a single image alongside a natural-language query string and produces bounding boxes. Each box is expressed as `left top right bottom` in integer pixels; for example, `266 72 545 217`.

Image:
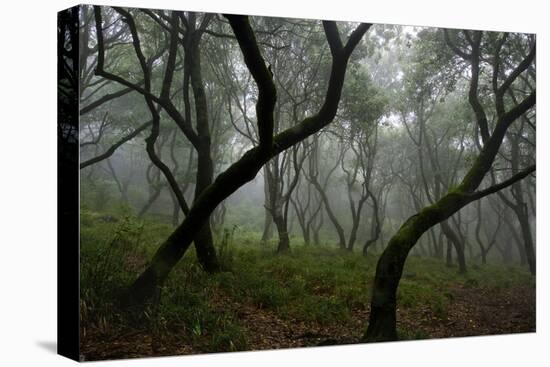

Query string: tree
91 7 225 272
364 29 535 342
124 15 371 303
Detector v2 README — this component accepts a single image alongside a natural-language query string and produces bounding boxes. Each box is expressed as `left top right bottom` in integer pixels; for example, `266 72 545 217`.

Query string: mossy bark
364 88 535 341
127 19 372 303
365 193 469 341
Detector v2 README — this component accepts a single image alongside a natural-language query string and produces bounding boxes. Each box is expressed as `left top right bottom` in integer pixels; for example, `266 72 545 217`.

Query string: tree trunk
261 218 274 246
363 238 376 257
363 191 382 256
509 135 535 275
169 188 180 227
302 226 311 246
261 167 274 245
192 144 221 273
515 203 536 275
312 179 346 249
441 221 466 273
312 211 323 246
139 185 163 218
364 84 536 340
274 211 291 253
481 250 487 265
428 228 439 258
501 212 525 264
187 29 221 273
364 190 482 341
121 19 381 304
347 226 359 252
261 212 274 245
446 239 453 267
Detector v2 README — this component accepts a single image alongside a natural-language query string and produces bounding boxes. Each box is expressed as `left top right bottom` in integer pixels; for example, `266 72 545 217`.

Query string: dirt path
402 285 536 339
80 285 535 360
211 284 535 350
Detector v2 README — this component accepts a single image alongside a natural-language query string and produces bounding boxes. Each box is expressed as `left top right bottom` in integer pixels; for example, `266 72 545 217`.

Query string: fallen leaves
80 284 535 360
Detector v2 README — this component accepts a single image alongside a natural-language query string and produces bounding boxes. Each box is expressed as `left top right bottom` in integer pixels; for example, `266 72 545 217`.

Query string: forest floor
79 211 535 361
212 283 535 348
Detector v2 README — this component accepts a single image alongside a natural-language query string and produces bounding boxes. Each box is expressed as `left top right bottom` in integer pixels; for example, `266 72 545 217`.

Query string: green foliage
340 63 389 133
80 210 534 352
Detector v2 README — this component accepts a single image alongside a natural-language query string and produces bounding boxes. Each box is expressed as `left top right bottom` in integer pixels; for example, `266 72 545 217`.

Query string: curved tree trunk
363 190 381 256
364 74 536 340
364 31 535 342
123 17 372 303
312 179 346 249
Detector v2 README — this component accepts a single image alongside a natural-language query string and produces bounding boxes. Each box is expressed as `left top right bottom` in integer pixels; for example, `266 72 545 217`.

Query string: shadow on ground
36 341 57 354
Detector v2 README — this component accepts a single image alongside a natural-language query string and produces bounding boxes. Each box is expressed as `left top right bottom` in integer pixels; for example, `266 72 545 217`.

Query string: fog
63 5 536 357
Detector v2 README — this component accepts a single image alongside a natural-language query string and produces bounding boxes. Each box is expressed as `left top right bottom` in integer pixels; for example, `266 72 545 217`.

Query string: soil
80 284 535 361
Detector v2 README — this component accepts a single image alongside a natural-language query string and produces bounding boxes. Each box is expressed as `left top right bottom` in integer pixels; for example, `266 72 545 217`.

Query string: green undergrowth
80 209 534 352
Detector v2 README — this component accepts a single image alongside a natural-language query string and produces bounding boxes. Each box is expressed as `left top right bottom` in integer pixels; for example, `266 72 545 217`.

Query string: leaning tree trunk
364 84 535 341
364 191 484 341
312 179 346 249
364 164 535 343
363 190 381 256
122 18 375 304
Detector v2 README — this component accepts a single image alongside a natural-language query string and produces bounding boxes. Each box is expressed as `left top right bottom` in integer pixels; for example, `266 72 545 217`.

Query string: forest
59 5 535 360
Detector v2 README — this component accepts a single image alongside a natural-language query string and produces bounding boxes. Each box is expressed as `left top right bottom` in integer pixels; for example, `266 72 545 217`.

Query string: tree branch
80 84 142 115
443 29 471 60
80 120 152 169
224 14 277 152
469 165 535 201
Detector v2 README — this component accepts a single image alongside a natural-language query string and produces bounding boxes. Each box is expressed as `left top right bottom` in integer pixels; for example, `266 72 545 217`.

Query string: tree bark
446 239 453 267
364 78 535 341
183 15 221 273
261 167 274 245
441 221 466 273
364 167 532 341
124 17 372 303
274 211 291 253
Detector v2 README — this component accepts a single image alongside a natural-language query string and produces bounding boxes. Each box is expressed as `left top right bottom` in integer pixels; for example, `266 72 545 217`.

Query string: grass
79 209 534 355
